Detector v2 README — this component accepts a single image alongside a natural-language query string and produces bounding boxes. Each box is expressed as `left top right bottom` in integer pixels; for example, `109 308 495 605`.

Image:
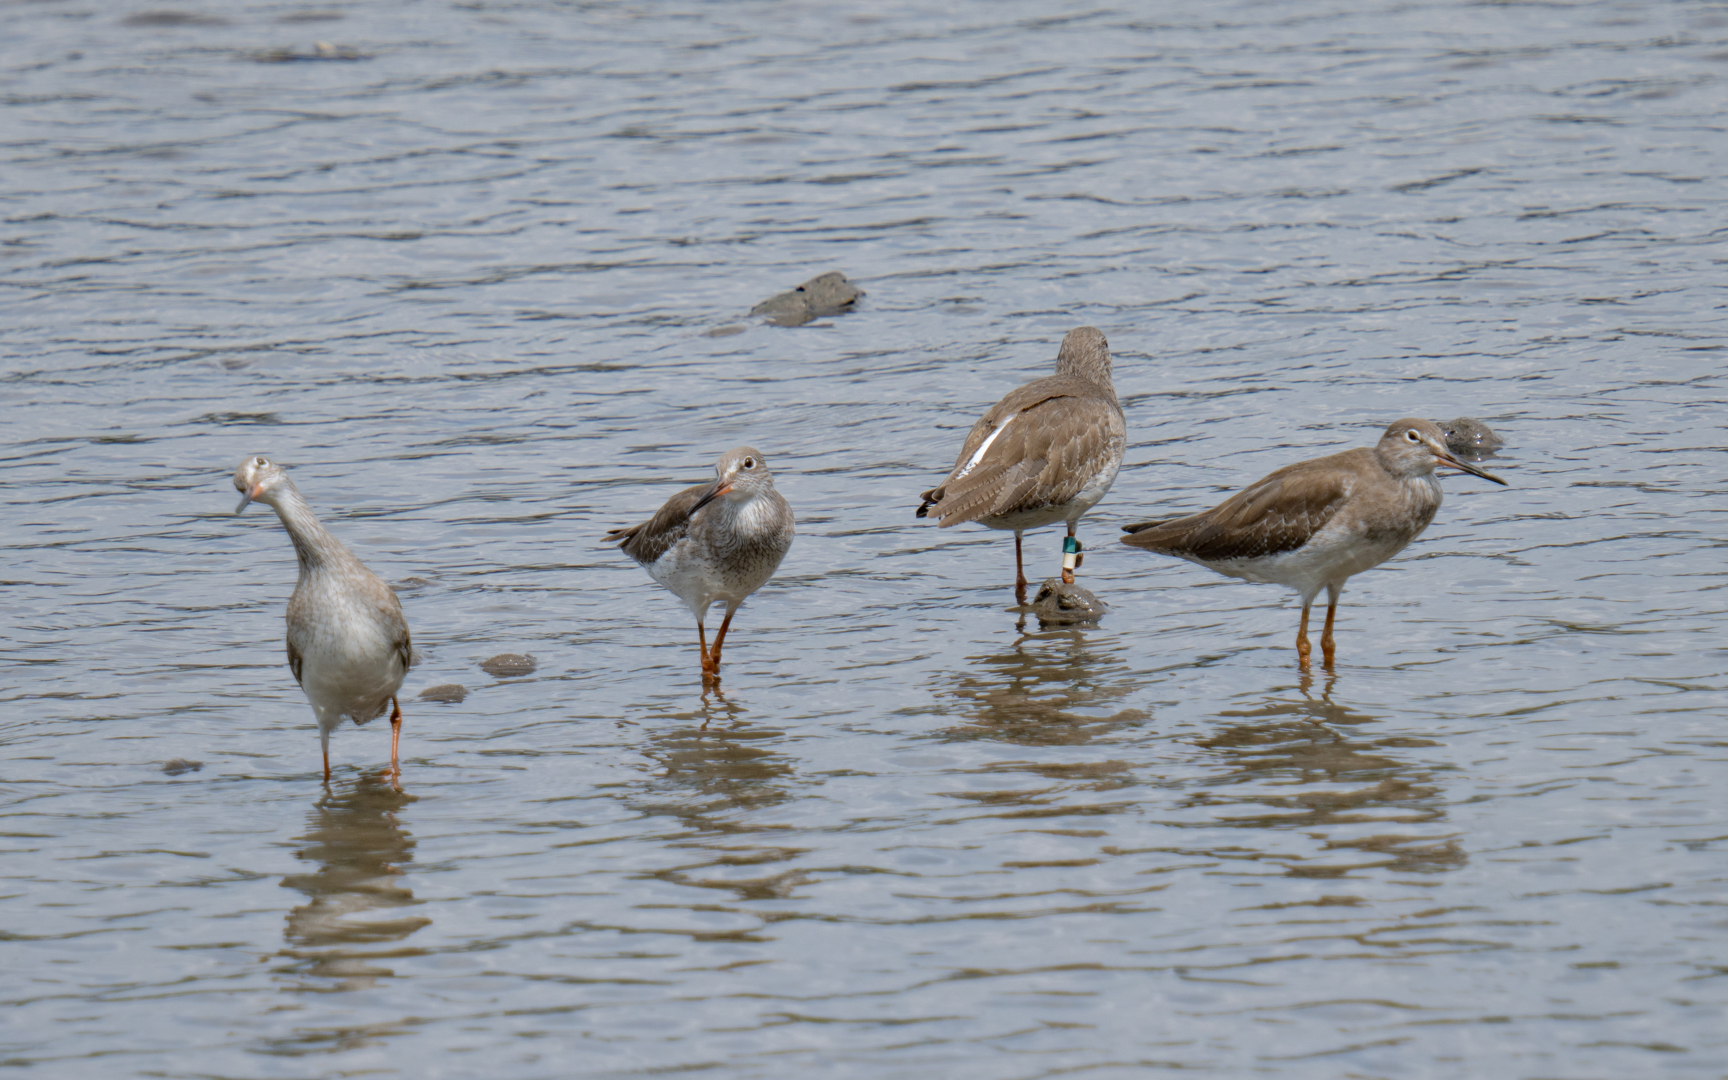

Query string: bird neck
267 480 352 577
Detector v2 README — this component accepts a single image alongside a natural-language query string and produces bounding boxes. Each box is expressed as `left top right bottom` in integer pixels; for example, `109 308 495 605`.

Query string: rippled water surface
5 0 1728 1076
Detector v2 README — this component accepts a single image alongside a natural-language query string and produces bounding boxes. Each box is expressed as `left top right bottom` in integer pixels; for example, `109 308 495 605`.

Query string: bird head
690 446 776 513
1378 419 1507 486
233 455 291 513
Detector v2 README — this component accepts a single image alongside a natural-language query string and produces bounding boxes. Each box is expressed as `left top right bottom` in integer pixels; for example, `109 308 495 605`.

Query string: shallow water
4 0 1728 1076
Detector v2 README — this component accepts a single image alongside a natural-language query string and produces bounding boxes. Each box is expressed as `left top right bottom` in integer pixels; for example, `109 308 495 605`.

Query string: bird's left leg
708 606 738 677
1014 531 1028 606
1296 604 1313 668
388 696 403 783
1320 585 1340 669
1061 522 1081 586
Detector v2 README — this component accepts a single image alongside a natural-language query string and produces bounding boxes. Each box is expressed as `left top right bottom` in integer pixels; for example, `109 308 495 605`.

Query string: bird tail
1121 519 1169 535
915 487 940 519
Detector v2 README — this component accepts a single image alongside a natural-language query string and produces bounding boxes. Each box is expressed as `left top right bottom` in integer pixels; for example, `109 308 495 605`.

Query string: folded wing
1121 451 1360 562
605 482 711 565
918 379 1123 527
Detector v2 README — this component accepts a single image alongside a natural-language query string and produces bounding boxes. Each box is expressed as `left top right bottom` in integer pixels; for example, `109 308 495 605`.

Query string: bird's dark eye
743 457 755 470
255 456 267 466
1404 430 1419 443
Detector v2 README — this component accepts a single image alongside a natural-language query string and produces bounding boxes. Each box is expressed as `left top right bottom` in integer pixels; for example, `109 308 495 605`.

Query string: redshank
606 446 794 686
917 326 1127 605
1120 418 1506 668
234 456 414 782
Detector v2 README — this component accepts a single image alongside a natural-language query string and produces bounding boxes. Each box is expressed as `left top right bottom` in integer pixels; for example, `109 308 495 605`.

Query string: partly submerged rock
1029 579 1108 626
161 758 203 776
250 41 368 62
479 654 536 678
750 271 864 327
418 683 468 703
1438 417 1504 460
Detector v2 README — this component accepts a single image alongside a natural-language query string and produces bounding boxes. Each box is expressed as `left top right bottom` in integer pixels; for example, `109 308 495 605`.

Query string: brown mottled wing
604 482 710 566
918 378 1123 526
1121 450 1360 561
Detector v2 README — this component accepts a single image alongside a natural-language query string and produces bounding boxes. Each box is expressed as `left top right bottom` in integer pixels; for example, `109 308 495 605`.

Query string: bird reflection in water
1184 672 1466 877
278 774 430 990
637 691 793 820
634 694 805 913
940 626 1146 747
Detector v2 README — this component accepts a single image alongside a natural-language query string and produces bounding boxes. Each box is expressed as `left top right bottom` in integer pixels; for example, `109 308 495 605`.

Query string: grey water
3 1 1727 1076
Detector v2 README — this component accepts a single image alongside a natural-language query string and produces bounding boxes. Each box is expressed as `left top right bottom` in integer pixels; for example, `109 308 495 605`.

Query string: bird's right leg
388 697 403 783
1014 531 1028 606
1296 604 1313 668
698 620 713 680
320 727 332 785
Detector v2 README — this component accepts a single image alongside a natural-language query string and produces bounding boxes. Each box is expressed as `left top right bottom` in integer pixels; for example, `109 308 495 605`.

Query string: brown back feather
920 381 1124 527
606 482 711 566
1121 449 1366 561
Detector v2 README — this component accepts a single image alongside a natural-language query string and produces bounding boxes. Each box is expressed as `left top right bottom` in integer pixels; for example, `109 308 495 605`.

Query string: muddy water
3 1 1727 1076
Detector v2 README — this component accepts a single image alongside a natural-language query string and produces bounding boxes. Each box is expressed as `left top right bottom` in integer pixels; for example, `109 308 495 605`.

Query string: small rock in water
418 683 468 703
1438 417 1504 460
162 758 203 776
480 653 536 678
250 41 368 62
1029 579 1108 626
750 271 864 327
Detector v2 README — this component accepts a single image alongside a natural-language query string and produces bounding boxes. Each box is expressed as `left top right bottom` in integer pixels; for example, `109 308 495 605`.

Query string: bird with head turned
233 455 415 783
606 446 794 687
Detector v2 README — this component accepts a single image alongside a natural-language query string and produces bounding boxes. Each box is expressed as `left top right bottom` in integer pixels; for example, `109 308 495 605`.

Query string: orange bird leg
1320 601 1338 669
708 609 736 681
388 696 403 780
1296 604 1313 668
698 621 713 680
1014 531 1028 606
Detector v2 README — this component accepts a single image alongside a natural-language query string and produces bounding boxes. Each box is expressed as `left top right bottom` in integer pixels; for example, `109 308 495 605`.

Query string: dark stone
1029 579 1108 625
418 683 468 703
480 654 536 678
251 42 368 62
161 758 203 776
123 11 229 26
750 272 864 327
1438 417 1504 460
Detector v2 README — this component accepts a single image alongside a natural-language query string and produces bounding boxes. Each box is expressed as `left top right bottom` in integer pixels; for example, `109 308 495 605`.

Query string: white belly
296 619 406 732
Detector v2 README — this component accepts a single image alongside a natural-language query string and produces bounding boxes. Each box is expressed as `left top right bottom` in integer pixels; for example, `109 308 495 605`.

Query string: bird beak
1433 447 1507 486
235 484 263 514
689 480 733 514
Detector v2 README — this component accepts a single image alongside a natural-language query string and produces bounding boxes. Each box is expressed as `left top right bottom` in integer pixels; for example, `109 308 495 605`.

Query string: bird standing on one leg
233 456 414 783
917 327 1127 606
606 447 794 687
1120 418 1507 668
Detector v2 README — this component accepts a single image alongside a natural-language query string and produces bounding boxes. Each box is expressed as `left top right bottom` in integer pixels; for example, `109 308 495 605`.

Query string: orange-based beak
235 483 264 514
689 480 733 515
1434 447 1507 486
